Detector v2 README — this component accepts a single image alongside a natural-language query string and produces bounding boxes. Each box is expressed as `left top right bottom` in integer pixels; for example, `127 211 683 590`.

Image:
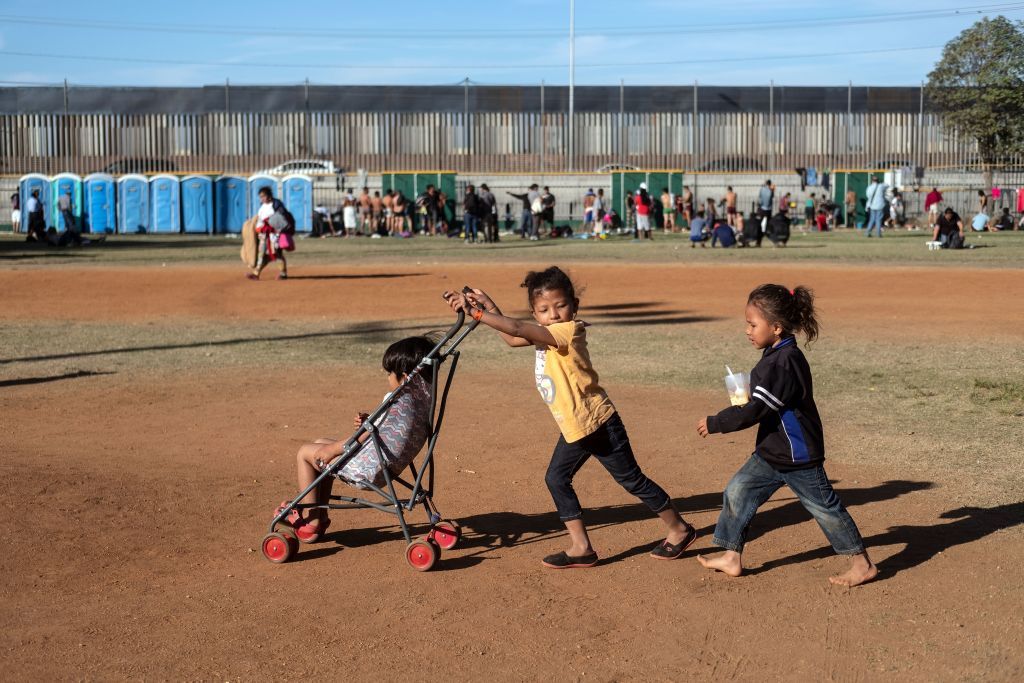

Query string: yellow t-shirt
535 320 616 443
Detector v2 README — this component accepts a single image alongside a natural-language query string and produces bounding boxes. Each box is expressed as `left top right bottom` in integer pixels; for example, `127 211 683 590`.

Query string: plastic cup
725 372 750 406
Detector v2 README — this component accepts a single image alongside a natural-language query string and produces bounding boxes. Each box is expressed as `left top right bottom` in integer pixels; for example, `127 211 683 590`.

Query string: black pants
27 212 46 242
545 412 672 522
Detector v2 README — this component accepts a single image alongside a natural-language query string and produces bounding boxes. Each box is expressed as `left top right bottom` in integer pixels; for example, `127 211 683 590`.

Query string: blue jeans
464 214 479 241
712 453 865 555
545 412 672 522
865 208 884 236
519 210 532 236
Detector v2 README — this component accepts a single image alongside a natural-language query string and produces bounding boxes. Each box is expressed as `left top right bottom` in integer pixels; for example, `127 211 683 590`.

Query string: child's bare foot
697 551 743 577
828 553 877 587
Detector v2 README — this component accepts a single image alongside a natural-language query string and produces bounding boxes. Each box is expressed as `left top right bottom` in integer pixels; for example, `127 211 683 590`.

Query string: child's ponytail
790 286 819 344
747 284 820 344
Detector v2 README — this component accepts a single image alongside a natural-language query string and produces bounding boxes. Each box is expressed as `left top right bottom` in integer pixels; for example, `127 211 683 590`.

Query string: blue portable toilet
248 174 280 220
215 175 247 234
83 173 116 234
149 174 181 233
281 174 313 232
117 174 149 234
51 172 83 230
19 173 51 231
181 175 214 234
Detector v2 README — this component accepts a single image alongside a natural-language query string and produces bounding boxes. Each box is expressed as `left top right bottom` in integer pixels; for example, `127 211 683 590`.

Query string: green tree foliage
926 16 1024 171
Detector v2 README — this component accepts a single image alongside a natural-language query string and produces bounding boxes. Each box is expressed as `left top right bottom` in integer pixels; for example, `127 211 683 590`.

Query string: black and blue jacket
706 336 824 471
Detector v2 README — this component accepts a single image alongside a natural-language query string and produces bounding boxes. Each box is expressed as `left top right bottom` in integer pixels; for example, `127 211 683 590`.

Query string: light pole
568 0 575 172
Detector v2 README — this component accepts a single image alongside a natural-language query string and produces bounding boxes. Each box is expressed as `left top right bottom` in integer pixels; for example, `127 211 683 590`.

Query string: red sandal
274 501 330 543
294 516 330 544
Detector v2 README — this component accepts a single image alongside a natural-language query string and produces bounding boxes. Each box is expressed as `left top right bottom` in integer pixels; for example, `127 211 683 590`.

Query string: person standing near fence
661 188 675 233
58 189 77 236
583 189 596 233
10 192 20 234
462 184 481 244
757 180 773 227
479 183 498 243
25 190 46 242
845 188 858 228
682 185 695 225
724 186 737 227
508 184 539 239
634 183 653 240
925 187 943 230
540 186 556 237
864 175 888 238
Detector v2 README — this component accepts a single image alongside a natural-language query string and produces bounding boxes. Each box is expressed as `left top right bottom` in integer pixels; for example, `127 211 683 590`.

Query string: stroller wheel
262 532 295 564
429 520 461 550
405 539 440 572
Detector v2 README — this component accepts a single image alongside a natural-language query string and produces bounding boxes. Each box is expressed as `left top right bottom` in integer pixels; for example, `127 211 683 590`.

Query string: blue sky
1 0 1022 87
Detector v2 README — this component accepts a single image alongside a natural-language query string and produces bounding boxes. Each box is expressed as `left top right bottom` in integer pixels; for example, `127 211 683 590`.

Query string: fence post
541 79 545 173
692 80 698 171
769 80 775 172
63 78 69 173
619 79 624 161
846 81 852 168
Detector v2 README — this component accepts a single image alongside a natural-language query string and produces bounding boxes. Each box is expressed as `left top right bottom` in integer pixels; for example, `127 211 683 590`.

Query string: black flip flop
650 525 699 560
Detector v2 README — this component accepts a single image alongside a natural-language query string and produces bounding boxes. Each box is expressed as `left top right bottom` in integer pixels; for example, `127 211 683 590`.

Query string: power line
0 44 947 73
0 3 1021 40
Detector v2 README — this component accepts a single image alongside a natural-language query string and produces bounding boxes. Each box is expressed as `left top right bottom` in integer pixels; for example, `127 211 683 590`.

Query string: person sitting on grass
711 218 737 248
970 211 990 233
767 209 791 247
282 335 435 543
934 207 966 249
993 207 1014 232
696 284 877 587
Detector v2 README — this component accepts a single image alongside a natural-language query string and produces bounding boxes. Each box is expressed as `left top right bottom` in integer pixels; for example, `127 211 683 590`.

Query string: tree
926 16 1024 187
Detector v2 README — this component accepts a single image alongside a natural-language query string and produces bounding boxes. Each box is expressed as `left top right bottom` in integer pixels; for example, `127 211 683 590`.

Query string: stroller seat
336 374 432 489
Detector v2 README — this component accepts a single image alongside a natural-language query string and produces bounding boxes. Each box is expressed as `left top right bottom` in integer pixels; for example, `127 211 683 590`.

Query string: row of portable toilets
17 173 314 234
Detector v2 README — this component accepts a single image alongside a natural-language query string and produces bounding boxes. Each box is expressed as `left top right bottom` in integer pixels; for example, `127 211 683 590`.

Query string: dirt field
2 260 1022 681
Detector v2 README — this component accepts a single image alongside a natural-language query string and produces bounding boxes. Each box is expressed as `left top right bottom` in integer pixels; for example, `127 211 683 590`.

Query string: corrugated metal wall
2 111 1020 176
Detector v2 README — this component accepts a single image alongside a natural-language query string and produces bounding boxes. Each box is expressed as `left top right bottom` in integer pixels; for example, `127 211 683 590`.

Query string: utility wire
0 3 1021 39
0 44 947 72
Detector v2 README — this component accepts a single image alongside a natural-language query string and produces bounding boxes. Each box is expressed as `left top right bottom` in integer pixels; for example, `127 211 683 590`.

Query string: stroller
262 306 478 571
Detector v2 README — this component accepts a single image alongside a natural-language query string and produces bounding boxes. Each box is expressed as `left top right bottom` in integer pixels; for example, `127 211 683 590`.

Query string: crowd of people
310 183 503 243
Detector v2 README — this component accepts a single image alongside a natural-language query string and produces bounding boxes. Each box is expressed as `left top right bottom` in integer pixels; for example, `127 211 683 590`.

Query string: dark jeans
463 214 479 241
61 209 77 233
545 412 672 522
712 453 865 555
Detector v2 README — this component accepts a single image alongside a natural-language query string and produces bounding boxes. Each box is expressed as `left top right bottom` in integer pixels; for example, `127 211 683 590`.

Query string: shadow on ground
283 479 989 575
0 369 116 388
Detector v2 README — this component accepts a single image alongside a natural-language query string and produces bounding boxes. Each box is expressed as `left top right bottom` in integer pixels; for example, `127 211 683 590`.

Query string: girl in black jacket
696 284 876 586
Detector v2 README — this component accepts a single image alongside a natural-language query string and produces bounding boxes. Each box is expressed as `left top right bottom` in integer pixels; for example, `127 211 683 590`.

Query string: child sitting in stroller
283 335 435 543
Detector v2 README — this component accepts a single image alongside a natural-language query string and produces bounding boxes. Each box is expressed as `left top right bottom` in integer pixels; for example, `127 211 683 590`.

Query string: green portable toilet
833 171 872 228
612 170 684 227
382 171 456 229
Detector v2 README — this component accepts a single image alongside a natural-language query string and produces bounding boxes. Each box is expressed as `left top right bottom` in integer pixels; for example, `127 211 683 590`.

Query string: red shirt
925 190 943 210
815 213 828 231
635 192 651 216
